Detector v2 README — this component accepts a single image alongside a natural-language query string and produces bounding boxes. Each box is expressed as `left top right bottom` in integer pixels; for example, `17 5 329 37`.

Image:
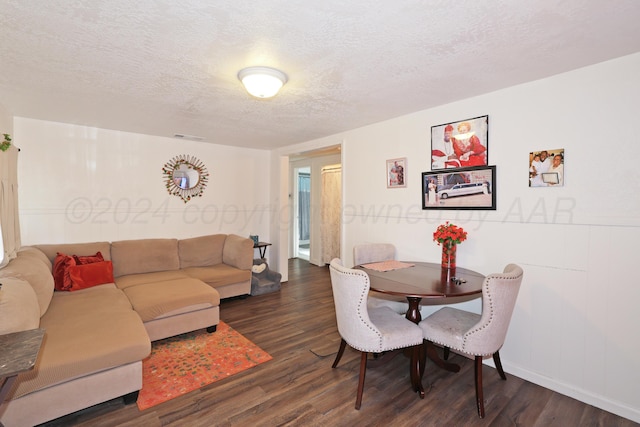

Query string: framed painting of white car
422 165 496 210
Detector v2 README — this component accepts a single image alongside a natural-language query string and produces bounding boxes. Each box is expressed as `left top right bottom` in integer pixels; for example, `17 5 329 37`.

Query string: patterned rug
137 321 272 410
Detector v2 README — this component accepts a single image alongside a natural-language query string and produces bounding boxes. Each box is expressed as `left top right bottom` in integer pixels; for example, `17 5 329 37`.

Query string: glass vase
441 241 457 271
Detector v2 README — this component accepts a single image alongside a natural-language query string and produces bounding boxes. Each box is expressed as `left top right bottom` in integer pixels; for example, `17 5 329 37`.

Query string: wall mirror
162 154 209 202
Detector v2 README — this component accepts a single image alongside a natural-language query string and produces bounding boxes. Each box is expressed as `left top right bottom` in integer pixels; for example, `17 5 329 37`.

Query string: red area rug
137 321 272 410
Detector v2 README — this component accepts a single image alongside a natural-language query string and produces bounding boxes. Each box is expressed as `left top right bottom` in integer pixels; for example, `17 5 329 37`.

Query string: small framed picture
387 158 407 188
431 115 489 170
422 165 496 210
529 148 564 187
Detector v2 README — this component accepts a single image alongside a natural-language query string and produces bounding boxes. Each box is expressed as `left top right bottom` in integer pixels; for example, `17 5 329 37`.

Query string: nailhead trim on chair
332 263 415 353
462 269 523 356
427 269 523 357
424 277 494 356
341 267 384 352
422 265 523 419
461 278 495 356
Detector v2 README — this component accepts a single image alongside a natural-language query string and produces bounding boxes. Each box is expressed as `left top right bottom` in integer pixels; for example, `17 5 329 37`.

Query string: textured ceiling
1 0 640 150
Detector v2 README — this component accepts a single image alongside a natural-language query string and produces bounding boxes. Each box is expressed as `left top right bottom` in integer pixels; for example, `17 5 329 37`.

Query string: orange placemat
361 260 415 272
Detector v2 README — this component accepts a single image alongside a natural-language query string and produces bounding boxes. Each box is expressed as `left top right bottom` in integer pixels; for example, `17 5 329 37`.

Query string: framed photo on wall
529 148 564 187
422 165 496 210
386 157 407 188
431 115 489 170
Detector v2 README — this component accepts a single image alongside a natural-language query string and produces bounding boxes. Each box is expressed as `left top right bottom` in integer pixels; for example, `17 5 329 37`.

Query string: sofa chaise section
110 238 221 341
0 249 150 427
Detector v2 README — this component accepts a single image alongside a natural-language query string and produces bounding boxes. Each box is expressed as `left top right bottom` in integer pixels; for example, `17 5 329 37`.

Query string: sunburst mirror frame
162 154 210 203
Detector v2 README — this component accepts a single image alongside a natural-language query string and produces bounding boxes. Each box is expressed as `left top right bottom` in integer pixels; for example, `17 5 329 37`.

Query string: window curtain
0 144 21 267
298 172 310 241
320 164 341 265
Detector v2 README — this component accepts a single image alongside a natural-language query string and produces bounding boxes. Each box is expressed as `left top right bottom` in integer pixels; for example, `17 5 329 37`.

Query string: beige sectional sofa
0 233 253 427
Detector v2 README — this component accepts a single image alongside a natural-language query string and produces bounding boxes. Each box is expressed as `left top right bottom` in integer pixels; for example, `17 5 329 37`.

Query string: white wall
272 52 640 422
0 105 12 134
15 118 272 245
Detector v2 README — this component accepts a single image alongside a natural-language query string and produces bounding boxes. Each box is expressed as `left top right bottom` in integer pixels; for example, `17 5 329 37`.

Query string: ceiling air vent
173 134 204 141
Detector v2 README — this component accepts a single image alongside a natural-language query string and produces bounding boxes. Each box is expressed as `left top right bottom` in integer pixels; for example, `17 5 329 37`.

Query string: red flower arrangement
433 222 467 246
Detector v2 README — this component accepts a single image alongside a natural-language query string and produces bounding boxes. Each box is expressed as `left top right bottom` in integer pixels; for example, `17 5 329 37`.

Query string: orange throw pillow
67 261 114 291
73 251 104 265
53 252 76 291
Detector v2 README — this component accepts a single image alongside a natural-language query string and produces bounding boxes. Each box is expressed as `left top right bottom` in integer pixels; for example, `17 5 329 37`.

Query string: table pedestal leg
425 340 461 373
405 297 461 396
410 345 424 398
405 297 422 323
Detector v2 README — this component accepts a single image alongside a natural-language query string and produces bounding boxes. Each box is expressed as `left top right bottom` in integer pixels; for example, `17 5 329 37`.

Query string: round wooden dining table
355 261 485 398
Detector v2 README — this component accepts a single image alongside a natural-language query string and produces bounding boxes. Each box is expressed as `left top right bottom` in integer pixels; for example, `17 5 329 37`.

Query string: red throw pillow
53 252 76 291
67 261 114 291
73 251 104 265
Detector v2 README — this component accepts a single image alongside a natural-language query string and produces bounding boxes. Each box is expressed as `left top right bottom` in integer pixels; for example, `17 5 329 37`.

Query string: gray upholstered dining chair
329 258 424 410
353 243 408 314
418 264 524 418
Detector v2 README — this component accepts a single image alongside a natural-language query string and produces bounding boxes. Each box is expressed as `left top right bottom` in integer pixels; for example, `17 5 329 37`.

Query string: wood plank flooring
40 258 637 427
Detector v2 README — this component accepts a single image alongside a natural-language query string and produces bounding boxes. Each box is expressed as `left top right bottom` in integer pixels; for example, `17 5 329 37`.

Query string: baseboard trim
500 361 640 423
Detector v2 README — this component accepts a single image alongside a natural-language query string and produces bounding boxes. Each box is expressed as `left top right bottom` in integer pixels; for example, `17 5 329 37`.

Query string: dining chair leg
355 352 368 410
493 351 507 380
332 339 347 368
474 356 485 418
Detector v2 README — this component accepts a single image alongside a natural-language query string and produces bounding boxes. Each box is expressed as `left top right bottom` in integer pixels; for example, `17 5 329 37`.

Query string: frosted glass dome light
238 66 288 99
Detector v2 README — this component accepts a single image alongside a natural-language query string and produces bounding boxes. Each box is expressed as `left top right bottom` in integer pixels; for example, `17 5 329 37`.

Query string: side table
0 328 45 404
253 242 272 259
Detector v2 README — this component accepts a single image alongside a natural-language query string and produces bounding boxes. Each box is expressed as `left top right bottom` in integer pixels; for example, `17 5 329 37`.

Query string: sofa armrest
222 235 253 271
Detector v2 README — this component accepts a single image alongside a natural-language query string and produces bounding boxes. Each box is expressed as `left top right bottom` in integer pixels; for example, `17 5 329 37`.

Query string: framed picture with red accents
431 115 488 170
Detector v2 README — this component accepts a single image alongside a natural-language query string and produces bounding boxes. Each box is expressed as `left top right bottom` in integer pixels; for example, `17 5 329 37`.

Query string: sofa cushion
10 284 151 399
222 234 253 271
36 242 112 264
114 270 191 290
17 246 53 271
0 277 40 335
67 261 114 291
0 252 54 316
182 264 251 288
121 278 220 322
178 234 226 268
111 239 179 277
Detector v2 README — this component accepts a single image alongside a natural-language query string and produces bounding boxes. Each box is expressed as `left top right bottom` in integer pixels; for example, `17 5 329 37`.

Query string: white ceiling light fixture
238 66 288 99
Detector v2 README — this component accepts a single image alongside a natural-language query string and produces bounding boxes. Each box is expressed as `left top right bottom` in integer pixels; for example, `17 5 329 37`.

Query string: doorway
288 146 341 268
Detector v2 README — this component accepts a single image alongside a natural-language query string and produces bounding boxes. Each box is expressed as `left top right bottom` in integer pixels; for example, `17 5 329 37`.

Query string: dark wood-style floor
40 258 636 427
